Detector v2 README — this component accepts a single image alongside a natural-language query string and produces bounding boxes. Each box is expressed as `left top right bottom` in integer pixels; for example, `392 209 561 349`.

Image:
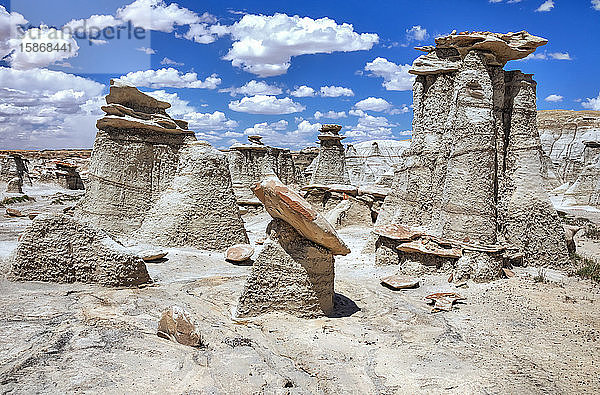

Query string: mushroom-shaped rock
410 30 548 75
253 176 350 255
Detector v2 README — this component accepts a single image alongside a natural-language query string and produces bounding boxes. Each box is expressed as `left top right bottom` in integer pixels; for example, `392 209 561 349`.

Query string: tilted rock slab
136 141 249 250
237 177 349 318
9 214 150 286
236 219 335 318
253 176 350 255
376 31 568 269
75 80 196 235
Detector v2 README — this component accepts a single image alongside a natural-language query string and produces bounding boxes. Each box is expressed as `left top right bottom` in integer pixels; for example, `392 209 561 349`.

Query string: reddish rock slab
6 208 25 217
397 238 462 259
226 244 255 262
373 223 424 241
380 275 420 290
253 177 350 255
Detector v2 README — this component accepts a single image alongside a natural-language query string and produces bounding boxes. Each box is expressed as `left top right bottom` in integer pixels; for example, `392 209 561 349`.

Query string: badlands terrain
0 30 599 394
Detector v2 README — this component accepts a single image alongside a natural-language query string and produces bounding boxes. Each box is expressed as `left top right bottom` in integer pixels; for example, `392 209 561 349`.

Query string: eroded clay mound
137 141 249 250
236 219 334 318
9 214 150 286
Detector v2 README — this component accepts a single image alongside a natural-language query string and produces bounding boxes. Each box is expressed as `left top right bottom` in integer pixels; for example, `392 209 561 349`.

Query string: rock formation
309 125 350 185
292 146 319 183
136 141 249 250
537 110 600 208
0 153 29 185
9 214 150 286
75 80 196 235
538 110 600 185
236 177 349 318
227 135 299 205
6 177 22 194
375 31 568 275
345 140 411 186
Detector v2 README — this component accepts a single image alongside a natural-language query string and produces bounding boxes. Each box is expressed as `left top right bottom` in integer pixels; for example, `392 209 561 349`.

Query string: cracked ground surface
0 194 599 394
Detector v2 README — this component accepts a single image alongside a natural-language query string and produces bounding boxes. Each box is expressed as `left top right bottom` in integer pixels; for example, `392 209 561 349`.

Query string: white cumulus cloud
7 25 79 70
544 94 563 102
228 95 305 114
220 80 282 96
582 92 600 110
116 0 202 33
160 57 183 66
0 67 105 149
354 97 391 112
320 86 354 97
221 13 378 77
290 85 316 97
406 25 428 41
594 0 600 10
535 0 554 12
364 57 415 91
314 110 347 120
114 68 221 89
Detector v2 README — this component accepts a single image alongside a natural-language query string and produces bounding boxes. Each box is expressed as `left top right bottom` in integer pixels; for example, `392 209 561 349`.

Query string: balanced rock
6 177 22 193
310 125 350 185
0 153 29 183
136 141 249 250
227 135 300 205
236 219 335 318
253 176 350 255
225 244 254 262
157 306 203 347
9 214 150 286
75 80 196 235
376 30 568 271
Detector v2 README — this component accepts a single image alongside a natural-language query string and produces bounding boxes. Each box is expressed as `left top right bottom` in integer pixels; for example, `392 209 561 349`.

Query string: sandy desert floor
0 187 599 394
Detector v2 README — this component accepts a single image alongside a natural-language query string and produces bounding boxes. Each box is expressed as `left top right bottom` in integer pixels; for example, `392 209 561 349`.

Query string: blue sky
0 0 599 150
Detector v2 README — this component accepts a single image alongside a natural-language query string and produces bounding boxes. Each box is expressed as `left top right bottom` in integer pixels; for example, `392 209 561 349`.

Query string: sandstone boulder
225 244 254 262
157 306 204 347
253 176 350 255
9 214 150 286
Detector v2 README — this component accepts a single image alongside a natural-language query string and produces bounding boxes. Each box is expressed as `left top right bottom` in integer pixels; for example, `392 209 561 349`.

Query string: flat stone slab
380 275 420 290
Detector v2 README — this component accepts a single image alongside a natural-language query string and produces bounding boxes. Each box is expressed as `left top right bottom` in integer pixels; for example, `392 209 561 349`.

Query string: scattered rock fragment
226 244 254 263
139 250 168 262
157 306 204 347
425 292 465 313
380 275 420 290
5 208 24 217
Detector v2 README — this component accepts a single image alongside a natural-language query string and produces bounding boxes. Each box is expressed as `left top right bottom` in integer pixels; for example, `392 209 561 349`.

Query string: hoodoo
375 31 568 279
